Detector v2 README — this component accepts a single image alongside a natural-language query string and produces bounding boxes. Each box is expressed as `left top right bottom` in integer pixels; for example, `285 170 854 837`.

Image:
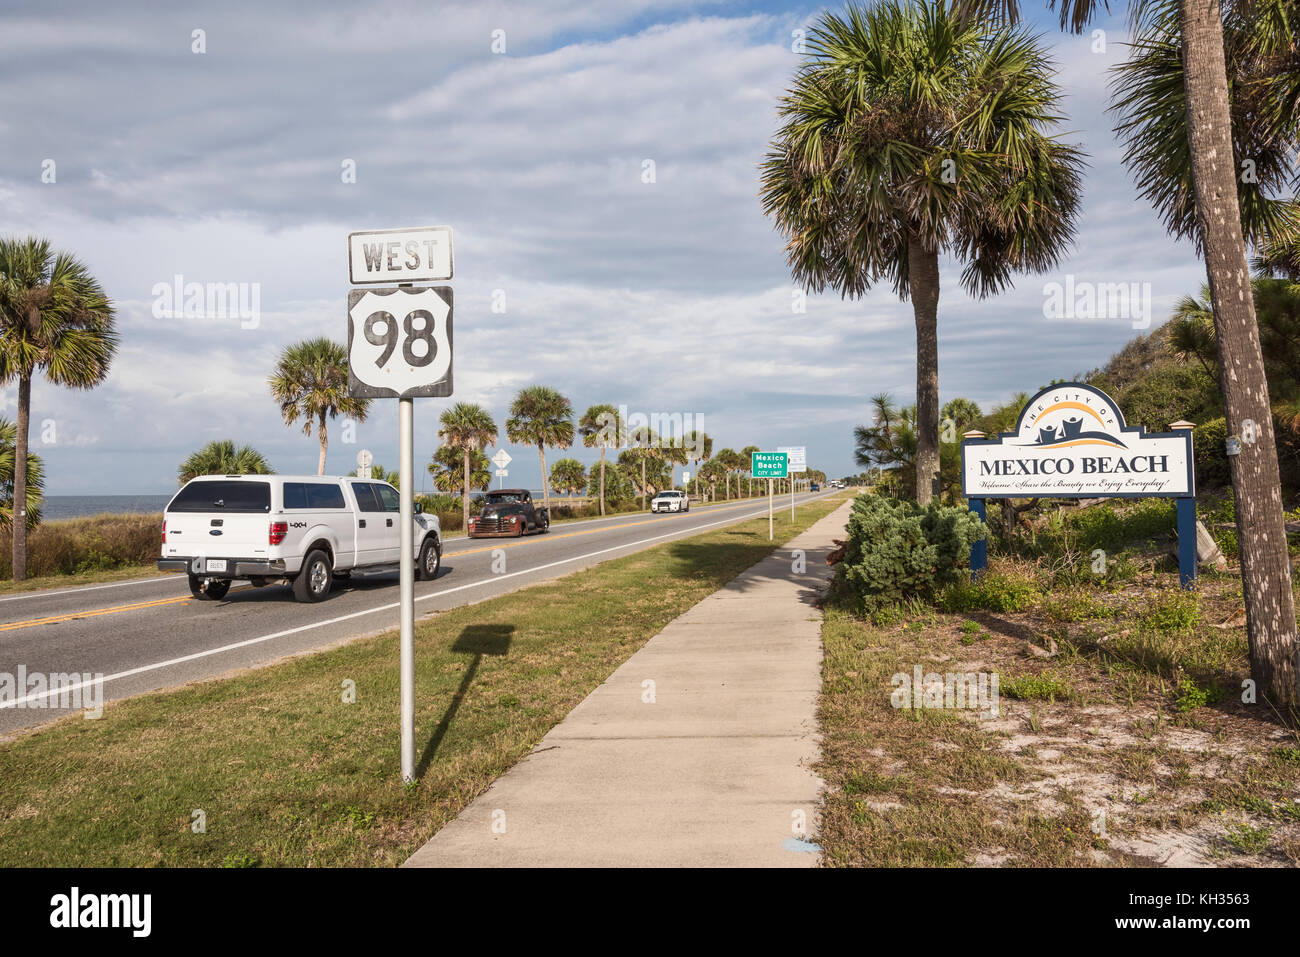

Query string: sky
0 0 1210 494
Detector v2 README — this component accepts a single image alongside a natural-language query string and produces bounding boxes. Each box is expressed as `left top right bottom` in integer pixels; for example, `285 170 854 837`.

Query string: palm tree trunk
462 448 471 532
599 448 606 516
1180 0 1298 708
538 447 550 512
12 374 31 580
640 457 647 509
908 234 941 506
317 411 328 475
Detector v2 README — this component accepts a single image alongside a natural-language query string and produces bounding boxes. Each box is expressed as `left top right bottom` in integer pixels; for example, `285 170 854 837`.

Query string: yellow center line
0 594 193 632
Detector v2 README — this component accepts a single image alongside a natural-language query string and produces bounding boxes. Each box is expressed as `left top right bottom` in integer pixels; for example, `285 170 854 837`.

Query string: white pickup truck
158 474 442 603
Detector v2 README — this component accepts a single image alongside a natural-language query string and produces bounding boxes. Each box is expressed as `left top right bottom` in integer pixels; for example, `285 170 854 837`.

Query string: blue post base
969 498 987 580
1176 496 1197 590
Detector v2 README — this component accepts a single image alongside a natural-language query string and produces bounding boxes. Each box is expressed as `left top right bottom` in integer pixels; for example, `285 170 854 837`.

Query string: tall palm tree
579 403 620 516
268 338 369 475
1102 0 1300 705
0 417 43 531
760 1 1084 505
0 237 117 579
685 430 712 496
626 426 658 509
505 385 574 513
427 445 491 504
438 402 498 531
715 448 741 499
178 440 273 484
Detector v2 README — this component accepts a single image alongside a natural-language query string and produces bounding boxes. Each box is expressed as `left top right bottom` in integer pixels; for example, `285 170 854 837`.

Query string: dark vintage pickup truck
467 489 551 538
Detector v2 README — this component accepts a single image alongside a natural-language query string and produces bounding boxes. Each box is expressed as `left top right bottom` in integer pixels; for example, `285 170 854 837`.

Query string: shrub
1138 589 1201 634
0 514 162 580
939 570 1040 613
830 493 985 615
1001 672 1071 701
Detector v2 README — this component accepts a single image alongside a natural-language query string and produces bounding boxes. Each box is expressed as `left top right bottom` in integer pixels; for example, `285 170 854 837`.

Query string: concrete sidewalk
403 498 853 868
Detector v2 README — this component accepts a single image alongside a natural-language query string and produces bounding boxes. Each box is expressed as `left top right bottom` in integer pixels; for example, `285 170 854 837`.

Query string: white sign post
356 448 373 479
347 231 455 785
778 446 806 520
492 450 512 490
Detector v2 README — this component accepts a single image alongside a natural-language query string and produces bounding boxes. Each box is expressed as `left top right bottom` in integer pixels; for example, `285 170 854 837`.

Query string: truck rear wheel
293 549 333 603
189 576 231 601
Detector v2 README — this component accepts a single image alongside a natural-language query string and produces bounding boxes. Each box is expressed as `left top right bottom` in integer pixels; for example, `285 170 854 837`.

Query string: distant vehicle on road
650 490 689 513
467 489 550 538
810 482 820 491
159 475 442 603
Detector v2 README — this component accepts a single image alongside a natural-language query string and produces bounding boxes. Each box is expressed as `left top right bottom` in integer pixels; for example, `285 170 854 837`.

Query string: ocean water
43 494 173 521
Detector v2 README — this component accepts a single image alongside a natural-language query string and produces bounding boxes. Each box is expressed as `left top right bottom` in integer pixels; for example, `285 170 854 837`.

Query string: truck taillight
161 521 167 547
269 522 288 545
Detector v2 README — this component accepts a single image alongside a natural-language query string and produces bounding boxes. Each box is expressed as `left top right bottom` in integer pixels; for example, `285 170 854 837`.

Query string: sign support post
346 225 456 785
759 478 769 538
752 451 789 542
398 396 415 783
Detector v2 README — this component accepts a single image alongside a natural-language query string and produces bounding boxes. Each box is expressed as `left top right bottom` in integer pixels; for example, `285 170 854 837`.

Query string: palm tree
625 426 658 509
0 417 43 531
1102 0 1300 706
427 445 491 508
579 403 620 516
715 448 741 499
268 338 369 475
0 237 117 579
505 385 574 513
178 440 273 484
549 458 587 498
366 463 401 488
699 459 727 502
682 429 712 498
760 1 1084 504
438 402 498 531
740 445 760 497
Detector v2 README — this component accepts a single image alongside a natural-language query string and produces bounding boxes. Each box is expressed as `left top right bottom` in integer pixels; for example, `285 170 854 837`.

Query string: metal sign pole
759 478 769 538
398 400 415 782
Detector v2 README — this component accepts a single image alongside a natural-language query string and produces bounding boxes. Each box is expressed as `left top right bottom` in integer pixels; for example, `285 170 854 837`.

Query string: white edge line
1 495 833 709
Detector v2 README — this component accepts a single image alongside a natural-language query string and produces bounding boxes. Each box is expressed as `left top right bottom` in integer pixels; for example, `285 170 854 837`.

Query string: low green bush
830 493 985 615
939 570 1041 613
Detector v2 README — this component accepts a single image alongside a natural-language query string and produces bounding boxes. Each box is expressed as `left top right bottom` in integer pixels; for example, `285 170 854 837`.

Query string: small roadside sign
751 451 788 479
777 446 807 473
492 449 512 469
347 286 453 399
348 226 453 285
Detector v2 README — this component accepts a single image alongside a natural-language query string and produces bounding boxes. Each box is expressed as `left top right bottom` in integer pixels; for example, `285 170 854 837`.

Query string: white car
650 490 689 513
158 474 442 603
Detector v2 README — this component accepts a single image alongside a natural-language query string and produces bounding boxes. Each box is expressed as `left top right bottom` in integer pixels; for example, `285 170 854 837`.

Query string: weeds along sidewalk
405 498 855 867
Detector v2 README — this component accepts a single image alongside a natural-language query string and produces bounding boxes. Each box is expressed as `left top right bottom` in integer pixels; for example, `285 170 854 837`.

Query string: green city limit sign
752 451 788 479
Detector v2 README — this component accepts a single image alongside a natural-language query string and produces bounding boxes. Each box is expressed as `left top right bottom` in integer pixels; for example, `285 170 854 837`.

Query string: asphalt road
0 491 834 735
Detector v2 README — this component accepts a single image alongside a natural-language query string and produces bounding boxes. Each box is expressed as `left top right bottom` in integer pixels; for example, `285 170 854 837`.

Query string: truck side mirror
414 502 423 514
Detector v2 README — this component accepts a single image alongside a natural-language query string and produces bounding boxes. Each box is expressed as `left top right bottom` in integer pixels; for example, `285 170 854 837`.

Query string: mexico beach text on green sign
752 451 788 478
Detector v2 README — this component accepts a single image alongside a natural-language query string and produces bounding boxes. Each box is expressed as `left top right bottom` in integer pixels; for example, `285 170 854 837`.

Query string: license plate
205 559 228 573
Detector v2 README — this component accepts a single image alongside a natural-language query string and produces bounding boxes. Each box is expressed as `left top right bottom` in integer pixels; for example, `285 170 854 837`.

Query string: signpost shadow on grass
415 624 513 777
